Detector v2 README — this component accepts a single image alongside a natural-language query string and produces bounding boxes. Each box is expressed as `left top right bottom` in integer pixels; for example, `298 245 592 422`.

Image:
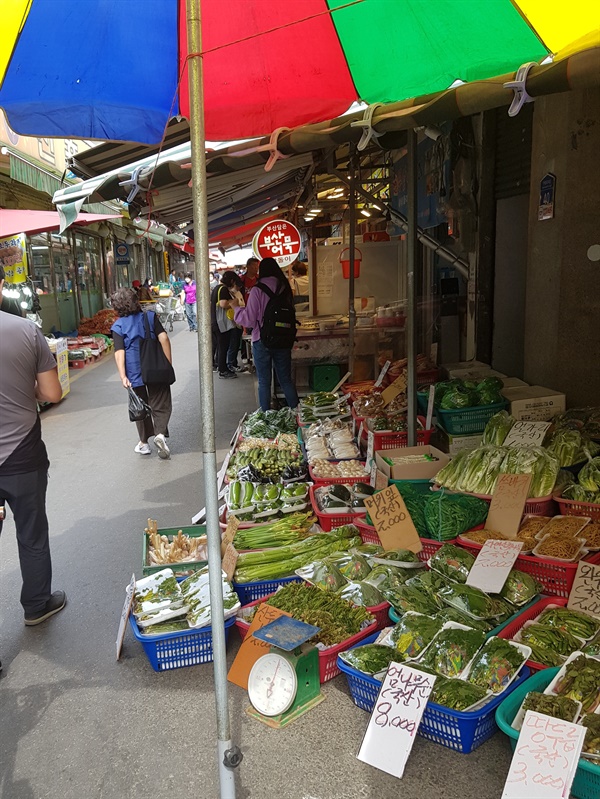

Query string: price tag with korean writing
221 543 239 582
221 515 239 557
358 663 436 779
358 422 364 445
485 473 532 538
381 374 407 407
502 711 585 799
567 561 600 618
503 421 551 448
366 430 375 467
466 539 524 593
364 484 422 553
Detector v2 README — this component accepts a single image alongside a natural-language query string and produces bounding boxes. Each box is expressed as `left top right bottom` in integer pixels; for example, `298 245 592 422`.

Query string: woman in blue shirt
111 288 173 459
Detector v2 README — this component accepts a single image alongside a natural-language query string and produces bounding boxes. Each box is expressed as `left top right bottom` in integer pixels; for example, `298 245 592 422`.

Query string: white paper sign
366 430 375 467
358 663 435 779
502 711 585 799
466 539 524 593
374 360 391 388
503 421 551 448
426 384 435 431
567 561 600 618
116 574 136 660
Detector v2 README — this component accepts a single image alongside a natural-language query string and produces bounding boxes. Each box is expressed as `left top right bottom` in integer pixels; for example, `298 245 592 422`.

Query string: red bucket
340 247 362 279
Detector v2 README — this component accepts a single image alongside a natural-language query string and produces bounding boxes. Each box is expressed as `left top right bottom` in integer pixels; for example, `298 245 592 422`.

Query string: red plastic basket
415 368 440 388
457 538 600 598
341 381 376 397
309 486 365 531
555 493 600 522
496 596 568 672
308 461 368 485
235 595 378 682
354 520 453 561
434 486 556 517
359 416 433 452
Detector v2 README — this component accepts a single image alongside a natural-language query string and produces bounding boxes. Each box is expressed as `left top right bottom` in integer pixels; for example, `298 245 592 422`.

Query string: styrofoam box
442 361 507 381
501 386 566 421
437 430 483 456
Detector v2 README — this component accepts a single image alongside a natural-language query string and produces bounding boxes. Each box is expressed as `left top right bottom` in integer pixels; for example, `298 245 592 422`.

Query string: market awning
1 1 598 144
0 208 121 238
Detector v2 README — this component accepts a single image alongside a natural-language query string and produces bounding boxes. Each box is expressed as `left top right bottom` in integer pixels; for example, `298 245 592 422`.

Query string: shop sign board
115 242 130 265
253 220 301 267
0 233 28 283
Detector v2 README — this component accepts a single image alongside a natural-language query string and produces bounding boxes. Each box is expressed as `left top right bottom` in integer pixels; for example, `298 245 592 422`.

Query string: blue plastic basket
337 631 530 753
496 668 600 799
233 575 301 604
387 595 540 638
129 614 235 672
436 401 509 436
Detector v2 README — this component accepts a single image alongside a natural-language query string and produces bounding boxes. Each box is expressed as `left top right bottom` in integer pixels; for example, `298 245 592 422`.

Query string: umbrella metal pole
348 159 356 378
407 128 418 446
186 1 239 797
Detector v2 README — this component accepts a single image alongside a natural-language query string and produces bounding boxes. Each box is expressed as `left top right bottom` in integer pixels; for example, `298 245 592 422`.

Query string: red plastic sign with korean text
254 220 301 267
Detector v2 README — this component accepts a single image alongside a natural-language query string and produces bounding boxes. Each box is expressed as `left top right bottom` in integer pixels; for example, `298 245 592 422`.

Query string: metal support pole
186 1 240 796
406 128 418 446
348 157 356 378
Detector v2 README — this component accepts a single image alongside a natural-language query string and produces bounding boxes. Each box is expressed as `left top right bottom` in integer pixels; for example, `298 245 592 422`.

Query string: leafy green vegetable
553 654 600 713
482 411 515 446
337 581 385 607
583 630 600 657
421 627 486 678
500 570 542 607
521 692 580 722
579 458 600 493
424 493 489 540
376 548 421 564
389 612 443 660
467 638 525 693
430 676 488 711
295 560 347 591
519 623 582 657
581 713 600 756
436 608 493 633
438 583 501 620
339 644 396 675
429 543 475 583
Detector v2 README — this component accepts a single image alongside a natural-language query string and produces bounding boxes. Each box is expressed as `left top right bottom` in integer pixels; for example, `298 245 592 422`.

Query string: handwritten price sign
502 711 585 798
567 561 600 618
358 663 436 778
228 603 291 690
504 421 551 448
486 473 532 538
466 539 524 593
364 484 422 553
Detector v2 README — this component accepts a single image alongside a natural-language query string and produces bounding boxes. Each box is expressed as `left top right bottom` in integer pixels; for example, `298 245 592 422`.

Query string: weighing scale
247 616 325 728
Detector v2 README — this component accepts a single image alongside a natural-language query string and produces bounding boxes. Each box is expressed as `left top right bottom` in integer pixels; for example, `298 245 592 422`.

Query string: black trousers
133 384 172 443
0 468 52 615
213 325 233 374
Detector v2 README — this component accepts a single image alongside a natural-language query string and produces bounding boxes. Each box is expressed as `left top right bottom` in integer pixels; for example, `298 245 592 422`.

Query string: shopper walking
0 264 67 626
211 270 239 380
227 273 245 372
232 257 299 410
179 272 197 332
111 288 174 459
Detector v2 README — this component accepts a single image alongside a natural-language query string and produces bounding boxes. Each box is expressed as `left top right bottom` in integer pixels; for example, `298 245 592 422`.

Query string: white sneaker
154 434 171 460
134 442 151 455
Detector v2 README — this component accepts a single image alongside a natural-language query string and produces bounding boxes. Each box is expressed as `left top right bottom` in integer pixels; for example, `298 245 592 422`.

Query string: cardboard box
501 377 529 389
442 361 506 381
436 430 483 457
375 445 449 481
501 385 566 421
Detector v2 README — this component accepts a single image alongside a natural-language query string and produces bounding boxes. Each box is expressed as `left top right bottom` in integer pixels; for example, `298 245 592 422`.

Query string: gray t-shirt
0 312 57 468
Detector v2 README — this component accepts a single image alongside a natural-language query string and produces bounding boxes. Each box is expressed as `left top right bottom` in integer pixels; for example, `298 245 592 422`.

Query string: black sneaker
24 591 67 626
219 371 237 379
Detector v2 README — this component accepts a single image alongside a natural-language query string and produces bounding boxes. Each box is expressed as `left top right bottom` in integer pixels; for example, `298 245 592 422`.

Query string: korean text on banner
501 711 585 799
358 663 435 779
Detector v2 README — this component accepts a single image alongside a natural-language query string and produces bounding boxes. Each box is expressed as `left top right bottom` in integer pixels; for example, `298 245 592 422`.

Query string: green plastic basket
142 525 207 576
495 668 600 799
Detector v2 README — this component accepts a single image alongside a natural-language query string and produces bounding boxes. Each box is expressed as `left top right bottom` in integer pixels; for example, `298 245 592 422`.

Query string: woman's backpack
256 283 297 349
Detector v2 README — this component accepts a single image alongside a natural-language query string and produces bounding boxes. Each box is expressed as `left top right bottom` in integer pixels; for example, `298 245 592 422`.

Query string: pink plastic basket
555 492 600 522
309 485 365 531
496 596 568 672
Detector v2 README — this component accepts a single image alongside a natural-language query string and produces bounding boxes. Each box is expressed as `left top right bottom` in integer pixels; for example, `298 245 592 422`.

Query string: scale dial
248 653 298 717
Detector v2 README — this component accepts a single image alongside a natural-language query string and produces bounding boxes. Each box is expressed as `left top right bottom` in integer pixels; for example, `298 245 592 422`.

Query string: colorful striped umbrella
1 0 597 144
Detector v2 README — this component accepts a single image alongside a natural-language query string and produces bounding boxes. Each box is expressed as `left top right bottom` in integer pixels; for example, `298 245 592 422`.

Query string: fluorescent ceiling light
372 204 382 211
360 209 371 217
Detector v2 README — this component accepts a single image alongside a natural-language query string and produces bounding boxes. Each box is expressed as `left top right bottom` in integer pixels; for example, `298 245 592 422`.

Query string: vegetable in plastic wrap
537 607 600 640
437 607 493 633
429 543 475 583
579 457 600 493
518 447 559 497
582 630 600 657
420 627 486 678
334 552 372 581
440 386 478 410
500 570 542 607
337 580 385 607
424 492 489 540
433 449 470 492
339 644 397 676
429 675 488 711
482 411 515 446
581 713 600 757
553 654 600 713
562 483 600 503
375 548 421 565
406 570 449 608
363 565 410 593
295 560 347 592
388 612 444 660
519 623 582 657
387 584 440 617
521 692 580 723
438 583 502 620
466 637 525 693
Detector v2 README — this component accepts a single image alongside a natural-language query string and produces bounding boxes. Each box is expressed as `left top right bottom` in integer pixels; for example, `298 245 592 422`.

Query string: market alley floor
0 323 514 799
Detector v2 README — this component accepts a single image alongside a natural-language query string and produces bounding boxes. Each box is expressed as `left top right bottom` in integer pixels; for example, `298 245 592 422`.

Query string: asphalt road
0 322 514 799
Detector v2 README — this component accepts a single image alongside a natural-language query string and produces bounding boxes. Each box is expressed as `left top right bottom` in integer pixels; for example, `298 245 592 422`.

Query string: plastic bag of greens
350 543 384 557
339 644 397 676
527 448 560 497
500 569 543 607
424 492 489 540
406 569 450 605
466 638 527 693
429 543 475 583
537 607 600 640
388 612 444 660
519 623 582 657
334 553 372 581
478 376 504 393
436 607 493 633
374 549 422 566
337 580 384 607
433 380 461 407
482 411 515 446
430 675 488 711
438 583 501 620
363 565 409 594
581 714 600 757
440 386 477 410
387 584 440 617
295 560 347 592
583 630 600 657
420 626 486 678
579 458 600 493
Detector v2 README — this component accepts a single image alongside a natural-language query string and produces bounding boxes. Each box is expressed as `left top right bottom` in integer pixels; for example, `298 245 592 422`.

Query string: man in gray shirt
0 264 66 628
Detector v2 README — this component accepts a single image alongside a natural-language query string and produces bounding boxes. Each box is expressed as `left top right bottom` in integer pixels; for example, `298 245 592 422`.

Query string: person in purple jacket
231 258 299 411
179 272 197 332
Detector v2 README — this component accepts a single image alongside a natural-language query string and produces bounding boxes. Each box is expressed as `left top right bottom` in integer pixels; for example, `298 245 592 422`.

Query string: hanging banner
253 220 301 267
0 233 28 283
